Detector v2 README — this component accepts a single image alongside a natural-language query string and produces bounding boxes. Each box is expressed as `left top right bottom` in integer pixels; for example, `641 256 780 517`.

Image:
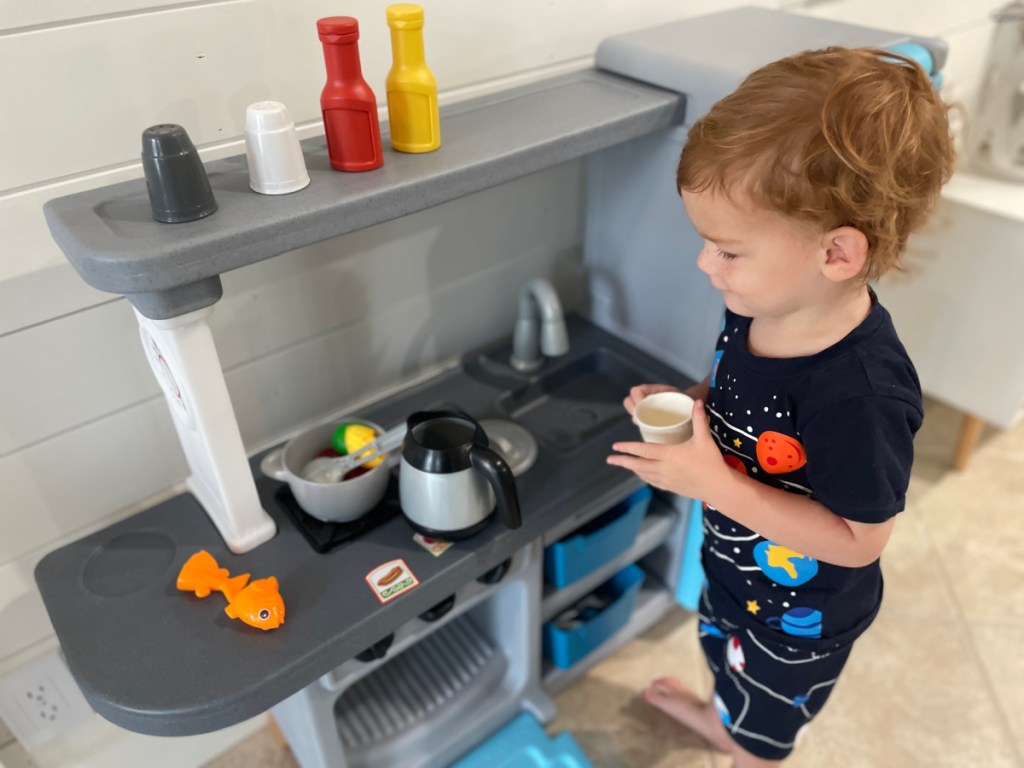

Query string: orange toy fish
177 550 250 598
176 550 285 631
223 577 285 631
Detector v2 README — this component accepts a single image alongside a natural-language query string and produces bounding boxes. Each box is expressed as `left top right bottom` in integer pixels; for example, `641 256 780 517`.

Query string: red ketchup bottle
316 17 383 172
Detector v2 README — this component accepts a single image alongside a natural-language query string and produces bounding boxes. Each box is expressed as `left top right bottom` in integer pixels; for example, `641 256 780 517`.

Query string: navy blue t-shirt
702 295 922 648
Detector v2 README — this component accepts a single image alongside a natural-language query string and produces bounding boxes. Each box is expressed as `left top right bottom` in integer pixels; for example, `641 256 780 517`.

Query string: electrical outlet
0 648 95 751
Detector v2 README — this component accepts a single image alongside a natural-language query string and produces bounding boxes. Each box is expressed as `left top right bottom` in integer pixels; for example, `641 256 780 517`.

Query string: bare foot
642 677 735 754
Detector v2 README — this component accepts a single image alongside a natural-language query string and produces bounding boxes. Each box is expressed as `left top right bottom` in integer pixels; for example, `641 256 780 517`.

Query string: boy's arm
608 398 896 568
684 375 711 403
704 473 895 568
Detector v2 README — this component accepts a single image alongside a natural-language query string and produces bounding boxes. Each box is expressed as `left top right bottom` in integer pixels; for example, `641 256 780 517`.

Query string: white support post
135 306 276 553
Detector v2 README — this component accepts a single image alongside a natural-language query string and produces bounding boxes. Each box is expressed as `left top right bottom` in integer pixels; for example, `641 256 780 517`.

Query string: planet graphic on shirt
755 431 807 474
753 541 819 586
726 635 746 672
766 607 823 638
723 454 748 475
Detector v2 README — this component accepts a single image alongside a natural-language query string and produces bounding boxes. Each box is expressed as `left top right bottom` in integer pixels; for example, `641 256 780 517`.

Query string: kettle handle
468 445 521 530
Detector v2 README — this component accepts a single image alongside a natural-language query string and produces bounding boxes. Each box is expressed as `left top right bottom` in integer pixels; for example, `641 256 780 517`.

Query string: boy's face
682 188 827 319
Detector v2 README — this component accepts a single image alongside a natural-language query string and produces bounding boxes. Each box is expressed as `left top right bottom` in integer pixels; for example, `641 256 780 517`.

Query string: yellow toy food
332 422 385 469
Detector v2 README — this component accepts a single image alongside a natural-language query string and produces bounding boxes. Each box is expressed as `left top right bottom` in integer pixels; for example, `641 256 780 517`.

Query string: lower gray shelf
335 615 508 767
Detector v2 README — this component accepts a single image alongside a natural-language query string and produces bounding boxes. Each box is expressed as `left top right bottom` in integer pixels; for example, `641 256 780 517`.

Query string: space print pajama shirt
696 294 922 759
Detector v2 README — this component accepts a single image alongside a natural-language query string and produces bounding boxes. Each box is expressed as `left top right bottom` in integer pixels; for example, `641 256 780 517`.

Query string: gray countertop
34 316 692 736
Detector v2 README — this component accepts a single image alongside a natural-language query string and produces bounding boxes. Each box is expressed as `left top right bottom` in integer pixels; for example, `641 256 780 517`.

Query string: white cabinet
876 170 1024 466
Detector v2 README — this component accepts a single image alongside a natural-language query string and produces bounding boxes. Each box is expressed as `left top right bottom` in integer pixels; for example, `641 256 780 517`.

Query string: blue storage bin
544 486 652 588
543 564 646 670
452 711 592 768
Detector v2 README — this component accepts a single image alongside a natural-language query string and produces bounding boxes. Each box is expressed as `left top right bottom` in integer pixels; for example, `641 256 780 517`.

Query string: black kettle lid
403 410 489 473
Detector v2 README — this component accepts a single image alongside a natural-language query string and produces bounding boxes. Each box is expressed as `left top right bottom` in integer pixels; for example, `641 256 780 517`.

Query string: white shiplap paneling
0 0 201 33
0 161 582 554
1 162 582 461
2 0 733 193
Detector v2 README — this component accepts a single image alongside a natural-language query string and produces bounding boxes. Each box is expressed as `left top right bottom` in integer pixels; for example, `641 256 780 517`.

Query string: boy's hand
608 399 731 501
623 383 682 417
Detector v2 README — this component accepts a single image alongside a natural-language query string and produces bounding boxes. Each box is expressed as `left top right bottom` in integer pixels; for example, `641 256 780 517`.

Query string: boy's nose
697 244 717 276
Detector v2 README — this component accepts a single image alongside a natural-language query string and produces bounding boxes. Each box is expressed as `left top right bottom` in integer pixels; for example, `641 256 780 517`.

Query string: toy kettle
970 2 1024 181
399 410 521 539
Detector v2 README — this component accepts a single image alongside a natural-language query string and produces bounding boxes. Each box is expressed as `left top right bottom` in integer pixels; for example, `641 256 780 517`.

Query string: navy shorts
698 588 854 760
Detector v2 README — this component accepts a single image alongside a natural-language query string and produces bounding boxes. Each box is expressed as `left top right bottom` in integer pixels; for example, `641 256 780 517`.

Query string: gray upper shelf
43 69 685 319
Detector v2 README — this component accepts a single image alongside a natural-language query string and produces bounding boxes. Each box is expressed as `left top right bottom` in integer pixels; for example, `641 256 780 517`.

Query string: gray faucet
509 278 570 372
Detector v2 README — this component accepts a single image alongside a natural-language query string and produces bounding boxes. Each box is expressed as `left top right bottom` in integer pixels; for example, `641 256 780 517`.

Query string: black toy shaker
141 124 218 223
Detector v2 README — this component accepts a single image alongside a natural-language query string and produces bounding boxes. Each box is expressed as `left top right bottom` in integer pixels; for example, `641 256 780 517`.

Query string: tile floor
207 398 1024 768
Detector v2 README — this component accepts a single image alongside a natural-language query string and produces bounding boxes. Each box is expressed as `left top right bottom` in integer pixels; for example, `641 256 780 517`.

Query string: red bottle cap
317 16 359 44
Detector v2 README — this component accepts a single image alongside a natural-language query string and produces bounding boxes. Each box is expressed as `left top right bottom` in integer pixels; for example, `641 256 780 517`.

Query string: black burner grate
276 474 402 553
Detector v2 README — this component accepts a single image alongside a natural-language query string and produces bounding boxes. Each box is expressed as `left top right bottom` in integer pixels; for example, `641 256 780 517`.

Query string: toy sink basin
498 347 660 455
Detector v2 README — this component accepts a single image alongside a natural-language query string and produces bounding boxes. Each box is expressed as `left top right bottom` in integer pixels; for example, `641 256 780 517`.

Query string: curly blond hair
677 47 955 281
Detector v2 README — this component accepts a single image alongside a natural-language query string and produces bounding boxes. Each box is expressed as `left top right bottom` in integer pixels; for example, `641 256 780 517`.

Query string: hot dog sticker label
366 559 419 604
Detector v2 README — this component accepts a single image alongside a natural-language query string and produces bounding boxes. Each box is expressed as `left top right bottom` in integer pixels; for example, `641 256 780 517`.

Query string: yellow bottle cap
387 4 424 29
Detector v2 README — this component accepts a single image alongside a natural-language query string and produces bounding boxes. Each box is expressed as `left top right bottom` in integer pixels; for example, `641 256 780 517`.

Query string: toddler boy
607 47 955 767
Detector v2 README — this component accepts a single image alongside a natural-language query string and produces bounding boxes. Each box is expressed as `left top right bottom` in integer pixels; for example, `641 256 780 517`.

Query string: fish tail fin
176 550 226 597
219 573 250 600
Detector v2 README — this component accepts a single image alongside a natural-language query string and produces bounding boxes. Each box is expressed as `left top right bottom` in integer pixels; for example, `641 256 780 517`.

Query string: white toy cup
634 392 695 444
244 101 310 195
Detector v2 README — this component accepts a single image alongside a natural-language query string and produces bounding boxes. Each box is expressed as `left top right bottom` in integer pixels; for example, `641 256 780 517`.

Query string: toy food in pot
333 422 386 470
259 419 391 523
300 423 407 484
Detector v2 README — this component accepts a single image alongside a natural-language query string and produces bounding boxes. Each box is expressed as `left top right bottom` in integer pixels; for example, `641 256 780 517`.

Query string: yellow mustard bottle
385 4 440 153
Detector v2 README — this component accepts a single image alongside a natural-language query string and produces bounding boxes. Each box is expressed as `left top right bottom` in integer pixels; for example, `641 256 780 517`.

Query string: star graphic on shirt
746 600 761 615
733 438 742 448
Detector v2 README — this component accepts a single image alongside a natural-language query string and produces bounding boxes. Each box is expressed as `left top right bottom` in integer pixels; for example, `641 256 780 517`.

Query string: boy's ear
820 226 869 282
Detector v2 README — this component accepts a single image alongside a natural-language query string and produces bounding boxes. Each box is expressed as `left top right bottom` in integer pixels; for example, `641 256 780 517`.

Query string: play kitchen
37 314 693 768
32 6 948 768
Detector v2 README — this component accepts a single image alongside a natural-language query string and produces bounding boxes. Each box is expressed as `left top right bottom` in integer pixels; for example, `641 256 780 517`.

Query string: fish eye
259 609 270 621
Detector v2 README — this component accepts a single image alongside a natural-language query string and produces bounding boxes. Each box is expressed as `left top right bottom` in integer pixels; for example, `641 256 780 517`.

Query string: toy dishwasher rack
43 70 685 552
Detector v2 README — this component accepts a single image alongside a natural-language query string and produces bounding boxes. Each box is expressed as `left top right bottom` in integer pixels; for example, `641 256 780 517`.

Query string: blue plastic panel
453 712 592 768
543 563 645 669
675 497 706 611
544 486 652 588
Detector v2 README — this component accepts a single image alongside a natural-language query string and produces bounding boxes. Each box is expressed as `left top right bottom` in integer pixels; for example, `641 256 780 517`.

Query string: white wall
0 1 1004 765
792 0 1010 154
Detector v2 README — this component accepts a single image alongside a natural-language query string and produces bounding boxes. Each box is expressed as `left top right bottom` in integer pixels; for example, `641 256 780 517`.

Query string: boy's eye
716 247 739 260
